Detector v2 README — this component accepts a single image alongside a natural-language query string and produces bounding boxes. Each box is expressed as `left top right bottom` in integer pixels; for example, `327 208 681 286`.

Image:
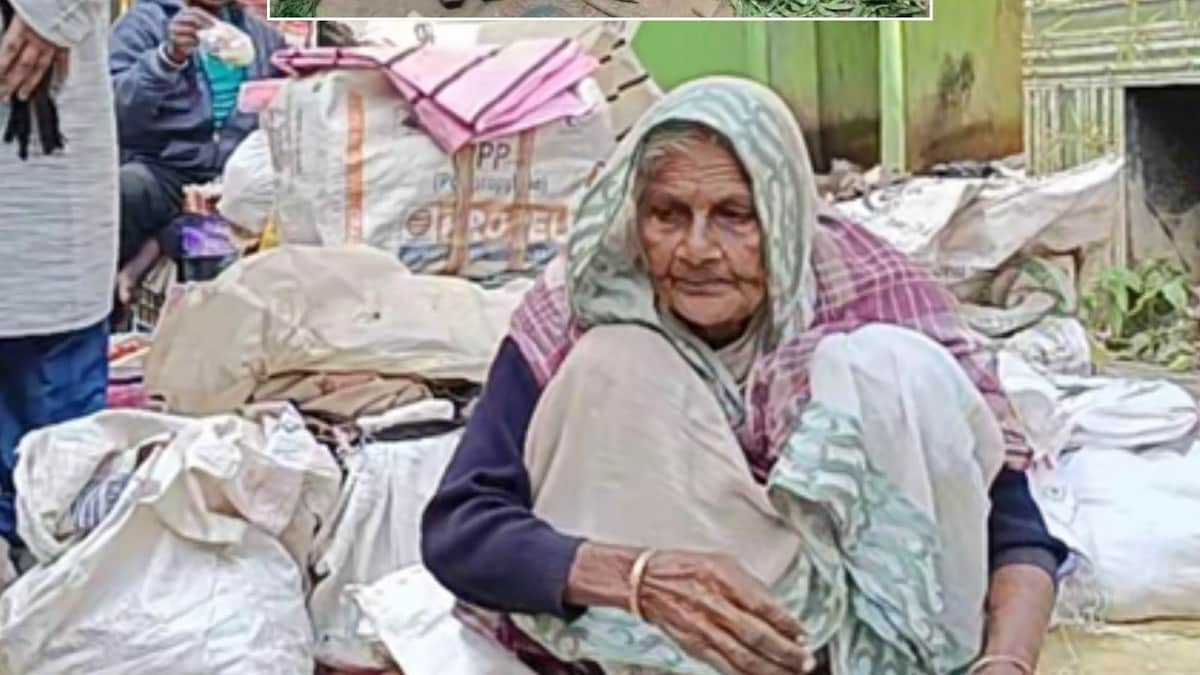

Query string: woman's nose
679 216 722 262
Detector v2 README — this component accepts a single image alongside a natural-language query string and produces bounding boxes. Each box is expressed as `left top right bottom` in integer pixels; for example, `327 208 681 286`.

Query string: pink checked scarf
511 216 1034 476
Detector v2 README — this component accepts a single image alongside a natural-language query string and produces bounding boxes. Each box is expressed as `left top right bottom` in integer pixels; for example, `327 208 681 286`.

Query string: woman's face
638 137 767 345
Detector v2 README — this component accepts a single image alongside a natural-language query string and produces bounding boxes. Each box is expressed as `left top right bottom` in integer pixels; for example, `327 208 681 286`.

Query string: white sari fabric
511 323 1004 674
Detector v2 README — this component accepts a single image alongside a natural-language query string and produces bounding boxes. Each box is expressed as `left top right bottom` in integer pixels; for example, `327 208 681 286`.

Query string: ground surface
1040 621 1200 674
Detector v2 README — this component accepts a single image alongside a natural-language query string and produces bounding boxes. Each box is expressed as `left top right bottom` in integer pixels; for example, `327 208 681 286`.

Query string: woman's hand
640 551 815 675
565 543 815 675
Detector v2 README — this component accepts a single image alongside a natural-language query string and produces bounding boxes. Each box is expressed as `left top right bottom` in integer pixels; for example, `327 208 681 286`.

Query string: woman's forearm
981 563 1055 669
564 541 642 610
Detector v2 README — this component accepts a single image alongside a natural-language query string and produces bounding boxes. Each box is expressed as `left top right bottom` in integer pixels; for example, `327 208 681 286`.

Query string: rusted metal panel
1023 0 1200 175
1023 0 1200 269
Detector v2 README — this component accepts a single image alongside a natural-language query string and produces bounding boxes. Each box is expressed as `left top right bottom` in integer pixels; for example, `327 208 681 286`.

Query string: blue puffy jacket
109 0 286 177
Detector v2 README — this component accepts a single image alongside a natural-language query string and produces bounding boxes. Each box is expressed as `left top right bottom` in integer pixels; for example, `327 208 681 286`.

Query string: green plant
271 0 319 18
1082 258 1199 372
733 0 926 18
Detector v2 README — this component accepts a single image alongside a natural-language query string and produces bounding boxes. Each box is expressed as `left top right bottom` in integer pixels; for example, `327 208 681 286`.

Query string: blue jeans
0 320 108 547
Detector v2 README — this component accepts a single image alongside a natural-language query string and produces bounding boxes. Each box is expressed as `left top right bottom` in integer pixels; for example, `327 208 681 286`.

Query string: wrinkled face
637 135 767 345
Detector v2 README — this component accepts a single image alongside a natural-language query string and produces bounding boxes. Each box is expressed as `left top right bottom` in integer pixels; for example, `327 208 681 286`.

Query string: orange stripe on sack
447 145 476 275
345 92 366 244
509 129 536 272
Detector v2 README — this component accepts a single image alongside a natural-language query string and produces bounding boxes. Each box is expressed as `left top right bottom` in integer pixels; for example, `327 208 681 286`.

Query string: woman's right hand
638 551 815 675
565 543 815 675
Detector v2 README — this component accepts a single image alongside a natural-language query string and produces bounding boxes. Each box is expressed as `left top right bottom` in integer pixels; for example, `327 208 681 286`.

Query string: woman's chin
670 302 749 340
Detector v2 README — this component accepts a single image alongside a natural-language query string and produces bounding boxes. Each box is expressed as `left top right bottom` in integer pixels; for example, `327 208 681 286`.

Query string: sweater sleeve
421 337 583 617
988 467 1069 579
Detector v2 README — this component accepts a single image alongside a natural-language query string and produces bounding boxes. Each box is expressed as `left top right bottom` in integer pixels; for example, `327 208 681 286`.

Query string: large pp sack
310 423 462 669
0 407 341 675
143 246 531 416
839 157 1121 298
217 130 274 235
1049 443 1200 622
265 68 613 280
999 352 1198 460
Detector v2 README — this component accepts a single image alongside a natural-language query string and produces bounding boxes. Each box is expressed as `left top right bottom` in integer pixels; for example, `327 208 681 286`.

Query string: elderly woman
421 78 1066 675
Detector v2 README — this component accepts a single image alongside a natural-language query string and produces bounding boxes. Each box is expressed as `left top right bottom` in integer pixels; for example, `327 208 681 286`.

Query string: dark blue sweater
421 338 1068 617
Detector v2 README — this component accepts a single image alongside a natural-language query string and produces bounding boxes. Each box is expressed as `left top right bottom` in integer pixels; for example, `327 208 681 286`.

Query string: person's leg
0 320 109 549
118 162 187 268
522 323 801 586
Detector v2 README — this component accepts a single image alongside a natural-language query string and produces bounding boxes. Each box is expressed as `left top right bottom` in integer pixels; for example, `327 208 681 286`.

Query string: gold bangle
968 654 1033 675
627 549 657 620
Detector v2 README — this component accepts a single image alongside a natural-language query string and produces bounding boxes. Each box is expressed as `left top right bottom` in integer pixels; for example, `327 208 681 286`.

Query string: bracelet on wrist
968 654 1033 674
627 548 657 620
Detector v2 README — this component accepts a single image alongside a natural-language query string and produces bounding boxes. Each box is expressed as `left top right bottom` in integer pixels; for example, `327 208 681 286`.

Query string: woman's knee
564 324 692 381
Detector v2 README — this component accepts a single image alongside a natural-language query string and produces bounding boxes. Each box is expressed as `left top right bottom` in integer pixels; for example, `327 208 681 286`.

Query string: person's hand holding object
0 12 67 101
165 7 214 65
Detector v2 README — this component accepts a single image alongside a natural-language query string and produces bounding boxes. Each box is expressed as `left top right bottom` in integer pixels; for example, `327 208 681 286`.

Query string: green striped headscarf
563 77 823 419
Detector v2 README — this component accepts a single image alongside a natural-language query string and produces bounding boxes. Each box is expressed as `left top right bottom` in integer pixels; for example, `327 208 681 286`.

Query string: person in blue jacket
108 0 284 301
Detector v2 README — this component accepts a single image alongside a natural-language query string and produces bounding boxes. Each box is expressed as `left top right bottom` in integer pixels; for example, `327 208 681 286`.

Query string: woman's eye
650 205 687 227
715 207 756 227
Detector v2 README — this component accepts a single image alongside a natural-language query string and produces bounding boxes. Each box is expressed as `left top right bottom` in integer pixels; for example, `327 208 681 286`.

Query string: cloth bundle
0 0 64 159
0 407 340 675
198 19 255 67
272 39 598 152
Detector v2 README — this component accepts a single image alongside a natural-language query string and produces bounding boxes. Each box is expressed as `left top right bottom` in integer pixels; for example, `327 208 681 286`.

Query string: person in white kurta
0 0 117 560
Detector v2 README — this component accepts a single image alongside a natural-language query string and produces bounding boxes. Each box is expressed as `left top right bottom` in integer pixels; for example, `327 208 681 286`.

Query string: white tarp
0 407 340 675
1002 354 1200 622
217 130 274 235
144 246 531 416
351 566 537 675
310 424 462 670
839 157 1123 292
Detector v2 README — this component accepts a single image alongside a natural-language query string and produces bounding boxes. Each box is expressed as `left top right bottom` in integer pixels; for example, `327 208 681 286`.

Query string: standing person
0 0 117 557
108 0 285 302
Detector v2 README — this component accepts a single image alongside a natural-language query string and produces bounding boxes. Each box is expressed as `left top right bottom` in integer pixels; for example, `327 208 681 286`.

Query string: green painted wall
631 0 1024 172
899 0 1024 170
816 22 881 170
633 22 767 88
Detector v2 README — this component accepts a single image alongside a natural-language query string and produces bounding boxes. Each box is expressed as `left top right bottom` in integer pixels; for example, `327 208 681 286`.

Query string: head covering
517 77 823 423
511 75 1032 475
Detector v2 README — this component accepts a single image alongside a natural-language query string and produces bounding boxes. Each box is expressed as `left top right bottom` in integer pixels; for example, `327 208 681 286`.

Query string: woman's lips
672 278 732 295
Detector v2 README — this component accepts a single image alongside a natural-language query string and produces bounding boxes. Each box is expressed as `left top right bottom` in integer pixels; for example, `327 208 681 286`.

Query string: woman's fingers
700 623 800 675
658 618 792 675
711 556 807 641
711 598 812 670
16 44 54 100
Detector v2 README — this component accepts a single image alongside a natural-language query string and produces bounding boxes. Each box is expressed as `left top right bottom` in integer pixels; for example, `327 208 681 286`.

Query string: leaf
1163 279 1191 312
1115 267 1143 293
1129 331 1155 357
1167 353 1195 373
1109 305 1126 339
